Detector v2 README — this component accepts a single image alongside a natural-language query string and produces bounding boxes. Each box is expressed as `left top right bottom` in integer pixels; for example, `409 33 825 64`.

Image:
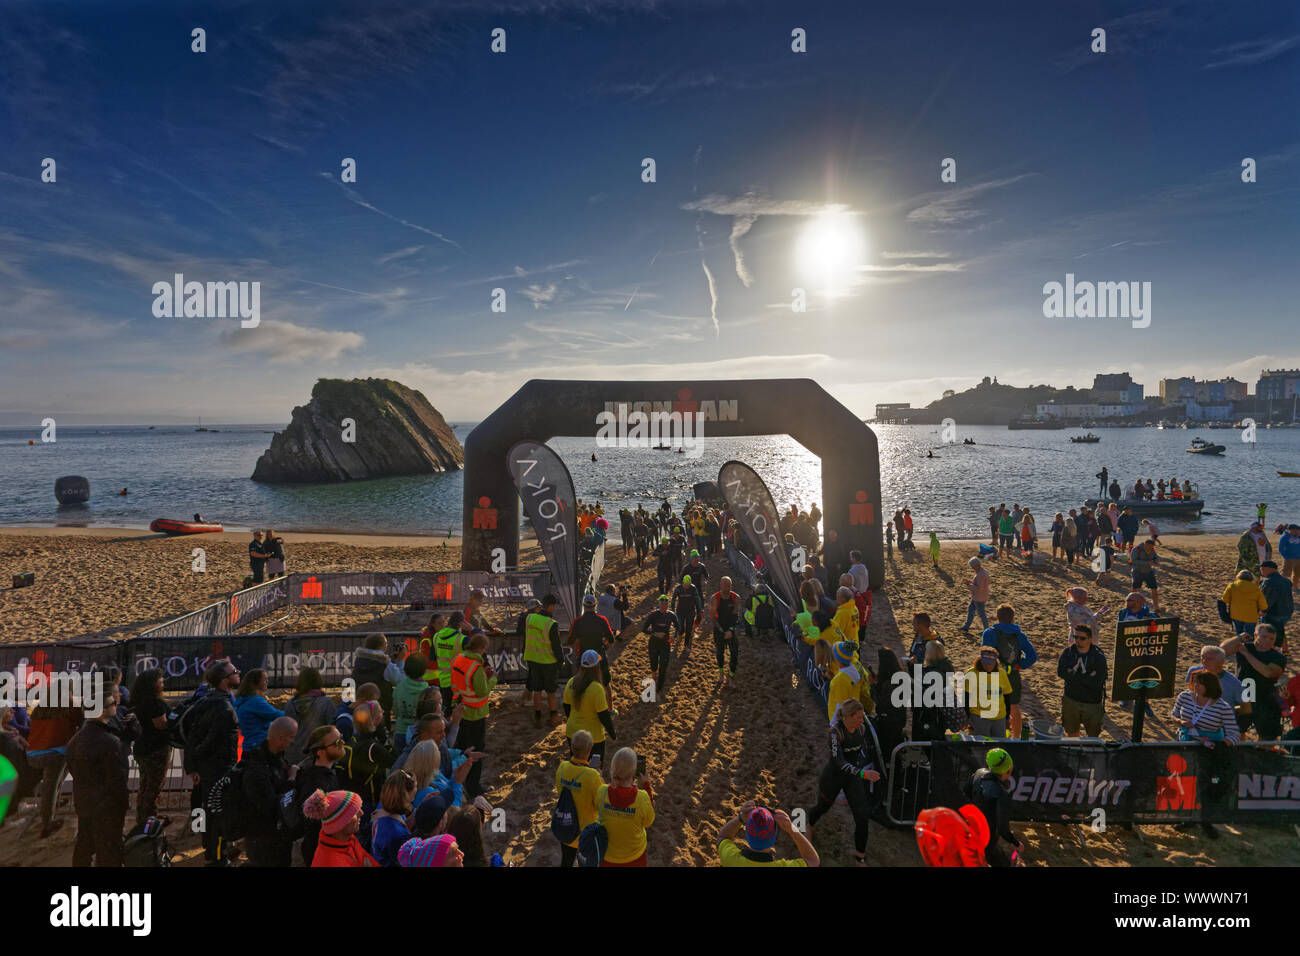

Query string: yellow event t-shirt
564 678 608 743
595 784 655 863
554 760 603 848
718 838 807 867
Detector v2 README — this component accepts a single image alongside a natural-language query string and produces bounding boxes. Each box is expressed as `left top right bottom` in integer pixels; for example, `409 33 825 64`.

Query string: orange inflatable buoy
28 440 35 445
915 804 990 867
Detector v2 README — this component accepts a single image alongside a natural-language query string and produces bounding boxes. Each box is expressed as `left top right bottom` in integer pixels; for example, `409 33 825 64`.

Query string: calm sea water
2 423 1296 537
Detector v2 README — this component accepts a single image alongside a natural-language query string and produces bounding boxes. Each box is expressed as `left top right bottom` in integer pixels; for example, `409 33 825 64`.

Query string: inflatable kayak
150 518 224 535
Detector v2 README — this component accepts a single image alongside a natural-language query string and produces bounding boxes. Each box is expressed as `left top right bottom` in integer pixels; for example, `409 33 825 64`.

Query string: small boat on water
55 476 90 504
1084 495 1205 518
1186 437 1225 455
1279 472 1300 478
150 518 225 535
1069 433 1101 443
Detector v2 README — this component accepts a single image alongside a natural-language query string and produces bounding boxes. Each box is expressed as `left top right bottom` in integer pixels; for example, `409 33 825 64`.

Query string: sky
1 0 1297 424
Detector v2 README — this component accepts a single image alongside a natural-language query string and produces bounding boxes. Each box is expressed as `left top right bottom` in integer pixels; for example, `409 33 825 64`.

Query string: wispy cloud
519 283 560 309
858 262 964 273
881 249 952 259
1205 34 1300 69
684 193 850 290
700 261 719 335
1055 8 1177 74
218 319 364 363
320 173 460 248
377 245 426 266
905 174 1034 227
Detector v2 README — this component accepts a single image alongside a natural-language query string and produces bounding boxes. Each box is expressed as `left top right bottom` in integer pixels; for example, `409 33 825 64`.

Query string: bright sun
795 207 865 293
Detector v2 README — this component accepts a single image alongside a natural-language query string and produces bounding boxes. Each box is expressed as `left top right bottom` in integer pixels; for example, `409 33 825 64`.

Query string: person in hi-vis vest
524 594 565 728
450 632 497 799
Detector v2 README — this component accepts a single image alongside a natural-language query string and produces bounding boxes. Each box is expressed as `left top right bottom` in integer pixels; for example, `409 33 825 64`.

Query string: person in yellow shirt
1222 570 1268 633
563 651 616 768
554 730 603 868
830 587 860 644
966 648 1013 738
826 641 875 723
717 801 819 867
595 747 655 866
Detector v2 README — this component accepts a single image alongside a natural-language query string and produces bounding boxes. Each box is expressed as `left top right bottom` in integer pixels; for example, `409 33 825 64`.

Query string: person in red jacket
303 789 377 867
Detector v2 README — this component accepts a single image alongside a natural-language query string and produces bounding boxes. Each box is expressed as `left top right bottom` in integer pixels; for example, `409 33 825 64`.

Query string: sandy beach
1 526 1295 867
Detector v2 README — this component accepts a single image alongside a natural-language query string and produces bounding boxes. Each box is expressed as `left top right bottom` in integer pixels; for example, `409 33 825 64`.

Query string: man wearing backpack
65 690 128 866
240 716 299 867
553 729 602 867
184 661 241 866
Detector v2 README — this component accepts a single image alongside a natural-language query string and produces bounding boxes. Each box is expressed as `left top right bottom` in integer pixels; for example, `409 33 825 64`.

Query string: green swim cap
682 575 691 585
658 594 669 602
0 755 15 825
986 748 1013 775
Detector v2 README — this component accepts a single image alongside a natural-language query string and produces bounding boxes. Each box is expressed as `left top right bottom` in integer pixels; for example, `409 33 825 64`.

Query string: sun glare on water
795 206 866 296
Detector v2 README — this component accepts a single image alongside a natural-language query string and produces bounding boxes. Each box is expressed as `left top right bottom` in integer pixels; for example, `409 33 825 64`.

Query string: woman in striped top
1171 670 1240 745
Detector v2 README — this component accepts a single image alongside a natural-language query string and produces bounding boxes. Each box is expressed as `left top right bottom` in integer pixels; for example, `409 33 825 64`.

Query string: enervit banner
137 600 230 640
507 440 579 624
924 739 1300 824
718 460 799 607
229 579 290 628
289 571 550 609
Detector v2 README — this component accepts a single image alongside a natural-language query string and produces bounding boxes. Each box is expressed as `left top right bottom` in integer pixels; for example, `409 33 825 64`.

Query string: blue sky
1 0 1297 423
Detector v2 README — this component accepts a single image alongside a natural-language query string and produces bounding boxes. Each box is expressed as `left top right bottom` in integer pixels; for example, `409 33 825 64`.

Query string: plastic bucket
1031 719 1064 740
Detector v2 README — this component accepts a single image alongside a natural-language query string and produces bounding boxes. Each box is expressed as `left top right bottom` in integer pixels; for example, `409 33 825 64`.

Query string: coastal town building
1091 372 1143 404
1035 402 1141 420
1256 369 1300 401
1159 377 1195 402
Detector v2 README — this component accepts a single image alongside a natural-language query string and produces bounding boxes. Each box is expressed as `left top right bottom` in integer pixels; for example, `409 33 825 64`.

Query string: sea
2 423 1297 538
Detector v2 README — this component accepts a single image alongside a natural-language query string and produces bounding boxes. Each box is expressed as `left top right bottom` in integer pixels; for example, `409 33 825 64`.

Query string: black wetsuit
641 609 680 693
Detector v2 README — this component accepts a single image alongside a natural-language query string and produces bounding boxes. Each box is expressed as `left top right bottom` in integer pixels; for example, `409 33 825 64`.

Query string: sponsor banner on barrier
290 571 550 608
0 642 121 687
130 636 274 689
1112 616 1180 702
127 631 535 691
137 600 230 640
925 739 1300 823
229 579 290 628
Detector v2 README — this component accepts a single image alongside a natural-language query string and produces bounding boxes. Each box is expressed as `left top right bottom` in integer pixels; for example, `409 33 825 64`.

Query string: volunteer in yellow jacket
830 587 860 644
717 800 819 867
826 641 874 724
450 632 496 798
563 650 617 768
554 729 602 868
595 747 655 867
524 594 565 728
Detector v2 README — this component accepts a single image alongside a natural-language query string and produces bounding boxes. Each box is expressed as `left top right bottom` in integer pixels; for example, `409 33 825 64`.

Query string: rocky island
252 378 464 483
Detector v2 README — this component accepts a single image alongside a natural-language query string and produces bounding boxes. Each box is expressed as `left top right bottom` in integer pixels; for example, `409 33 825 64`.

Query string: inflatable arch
462 379 884 589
